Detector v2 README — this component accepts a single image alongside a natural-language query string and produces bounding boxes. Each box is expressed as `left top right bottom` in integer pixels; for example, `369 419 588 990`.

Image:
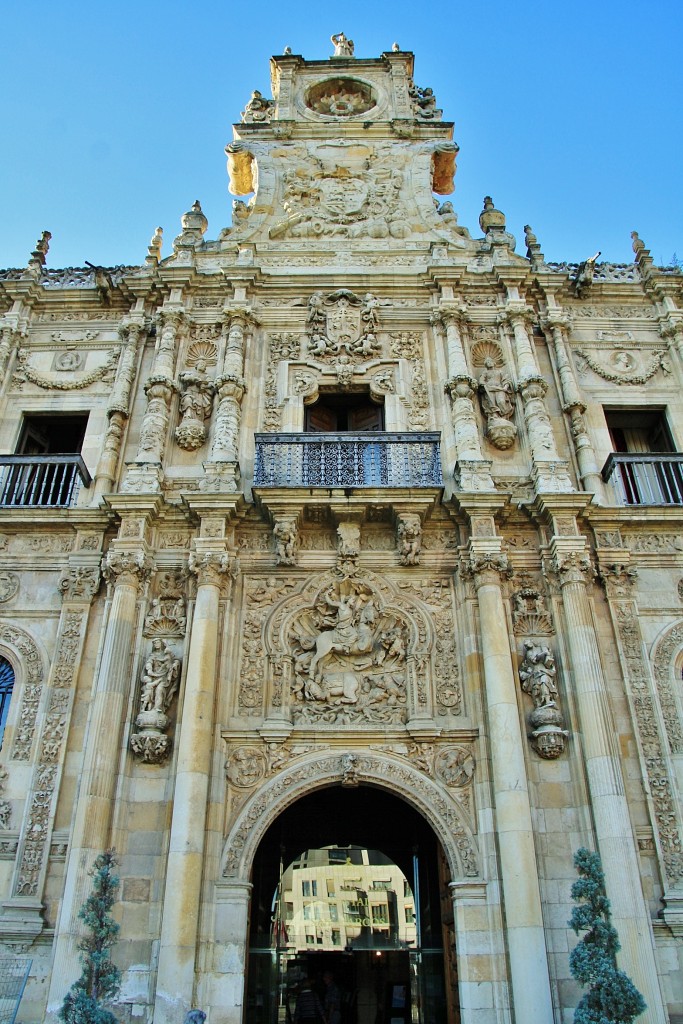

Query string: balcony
0 455 91 508
602 453 683 505
254 432 443 489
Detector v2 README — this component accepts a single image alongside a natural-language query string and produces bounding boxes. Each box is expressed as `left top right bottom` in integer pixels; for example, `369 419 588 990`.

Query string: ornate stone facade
0 34 681 1024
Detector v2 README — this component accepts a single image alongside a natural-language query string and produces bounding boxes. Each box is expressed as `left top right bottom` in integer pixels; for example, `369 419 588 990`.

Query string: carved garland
221 753 479 881
573 348 669 385
14 348 119 390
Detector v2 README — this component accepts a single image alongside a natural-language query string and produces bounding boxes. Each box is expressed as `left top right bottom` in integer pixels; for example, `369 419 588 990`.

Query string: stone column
93 319 146 497
501 303 572 493
45 546 152 1019
208 881 253 1024
543 312 605 499
461 507 554 1024
450 881 510 1024
123 308 183 493
154 540 236 1024
203 312 250 491
436 309 494 491
548 536 668 1023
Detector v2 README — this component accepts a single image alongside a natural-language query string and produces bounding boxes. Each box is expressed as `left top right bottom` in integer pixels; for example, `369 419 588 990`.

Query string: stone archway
0 621 46 761
206 750 482 1024
651 619 683 754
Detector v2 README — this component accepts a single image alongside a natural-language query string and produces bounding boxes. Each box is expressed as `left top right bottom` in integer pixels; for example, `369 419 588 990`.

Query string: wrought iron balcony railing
602 452 683 505
254 432 443 488
0 455 91 508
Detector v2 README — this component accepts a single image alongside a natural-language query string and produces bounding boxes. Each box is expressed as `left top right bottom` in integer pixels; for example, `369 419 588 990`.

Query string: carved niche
470 340 517 450
518 640 568 759
305 78 376 118
239 570 437 725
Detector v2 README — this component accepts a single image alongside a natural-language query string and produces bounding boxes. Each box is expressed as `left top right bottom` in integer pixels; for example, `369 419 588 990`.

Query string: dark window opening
305 393 384 433
603 409 683 505
17 414 88 456
0 657 15 750
0 413 90 507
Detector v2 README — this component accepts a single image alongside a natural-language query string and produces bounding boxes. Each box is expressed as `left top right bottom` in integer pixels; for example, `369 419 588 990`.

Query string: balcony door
606 409 680 504
305 394 384 433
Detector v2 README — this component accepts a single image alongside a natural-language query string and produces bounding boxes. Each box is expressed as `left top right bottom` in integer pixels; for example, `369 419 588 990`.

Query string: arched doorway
245 786 456 1024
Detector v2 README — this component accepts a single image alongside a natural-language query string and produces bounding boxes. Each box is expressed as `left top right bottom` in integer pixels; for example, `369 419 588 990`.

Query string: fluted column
154 543 236 1024
437 309 494 491
463 525 553 1024
549 539 668 1023
543 312 605 499
123 308 183 493
93 319 145 497
46 547 152 1019
501 303 572 492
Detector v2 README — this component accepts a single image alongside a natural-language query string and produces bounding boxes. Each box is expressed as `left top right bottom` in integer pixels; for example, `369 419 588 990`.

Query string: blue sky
1 1 681 270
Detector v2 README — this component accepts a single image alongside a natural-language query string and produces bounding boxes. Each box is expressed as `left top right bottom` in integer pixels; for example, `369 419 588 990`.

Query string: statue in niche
518 640 567 760
176 362 215 451
139 639 181 714
477 356 517 450
130 639 182 764
289 581 408 724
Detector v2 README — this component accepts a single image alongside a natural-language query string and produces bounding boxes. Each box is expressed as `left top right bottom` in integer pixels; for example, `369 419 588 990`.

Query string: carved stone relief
305 78 376 118
397 514 422 566
12 346 118 391
0 625 45 761
306 290 381 360
511 587 553 636
143 571 187 638
263 333 300 432
0 574 19 604
651 622 683 754
269 142 414 240
288 578 409 724
573 346 671 385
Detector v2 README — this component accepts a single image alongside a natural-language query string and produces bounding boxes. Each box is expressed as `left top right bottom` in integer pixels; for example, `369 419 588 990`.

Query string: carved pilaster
0 558 100 943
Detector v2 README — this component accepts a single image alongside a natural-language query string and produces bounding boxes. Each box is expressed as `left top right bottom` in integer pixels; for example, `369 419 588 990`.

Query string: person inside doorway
323 971 342 1024
293 978 325 1024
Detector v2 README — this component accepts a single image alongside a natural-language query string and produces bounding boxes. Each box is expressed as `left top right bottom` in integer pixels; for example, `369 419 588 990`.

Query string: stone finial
479 196 505 234
630 230 653 270
181 200 208 236
330 32 354 57
283 45 292 55
524 224 545 268
392 42 400 51
147 226 163 264
29 230 51 268
631 230 645 256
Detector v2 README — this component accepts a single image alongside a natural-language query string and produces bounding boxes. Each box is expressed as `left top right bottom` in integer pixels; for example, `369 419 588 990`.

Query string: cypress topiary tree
59 851 121 1024
569 847 646 1024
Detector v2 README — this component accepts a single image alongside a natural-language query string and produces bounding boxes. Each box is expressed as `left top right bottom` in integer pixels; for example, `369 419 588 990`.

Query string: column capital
461 549 512 588
435 304 469 329
444 374 478 400
102 549 154 589
188 549 238 589
497 304 535 328
546 546 594 587
156 307 186 332
598 560 638 600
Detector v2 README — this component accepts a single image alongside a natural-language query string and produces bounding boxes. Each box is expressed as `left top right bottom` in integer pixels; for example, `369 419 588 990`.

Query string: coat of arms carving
306 289 381 359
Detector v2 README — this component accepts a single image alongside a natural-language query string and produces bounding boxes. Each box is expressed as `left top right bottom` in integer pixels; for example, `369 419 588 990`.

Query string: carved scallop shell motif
185 340 218 371
469 340 504 368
